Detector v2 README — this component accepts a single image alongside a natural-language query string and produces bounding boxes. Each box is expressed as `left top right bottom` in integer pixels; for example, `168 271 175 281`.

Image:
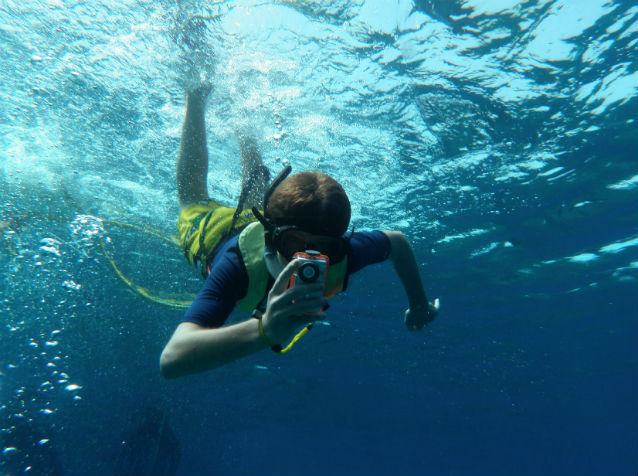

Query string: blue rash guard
181 230 391 328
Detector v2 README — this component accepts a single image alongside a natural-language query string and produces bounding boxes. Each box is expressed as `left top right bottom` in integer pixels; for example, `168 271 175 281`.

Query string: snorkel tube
251 164 292 241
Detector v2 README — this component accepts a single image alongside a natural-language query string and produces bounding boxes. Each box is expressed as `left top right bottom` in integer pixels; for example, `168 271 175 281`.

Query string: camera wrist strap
254 310 312 354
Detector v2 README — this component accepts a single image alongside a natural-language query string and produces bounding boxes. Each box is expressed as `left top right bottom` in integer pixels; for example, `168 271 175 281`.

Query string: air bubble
62 280 81 291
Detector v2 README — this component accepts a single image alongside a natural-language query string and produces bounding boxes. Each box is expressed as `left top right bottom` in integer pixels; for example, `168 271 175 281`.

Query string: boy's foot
187 83 213 105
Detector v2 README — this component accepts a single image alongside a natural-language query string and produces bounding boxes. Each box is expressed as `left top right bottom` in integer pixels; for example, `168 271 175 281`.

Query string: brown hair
266 171 351 236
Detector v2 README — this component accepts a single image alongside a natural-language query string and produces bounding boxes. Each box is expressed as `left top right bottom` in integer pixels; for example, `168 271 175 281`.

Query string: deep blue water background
1 0 637 475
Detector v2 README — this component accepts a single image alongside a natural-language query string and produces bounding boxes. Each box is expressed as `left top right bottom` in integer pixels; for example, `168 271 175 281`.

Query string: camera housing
289 250 329 313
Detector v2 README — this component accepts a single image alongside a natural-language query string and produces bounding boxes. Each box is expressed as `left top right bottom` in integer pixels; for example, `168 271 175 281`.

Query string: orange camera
289 251 329 313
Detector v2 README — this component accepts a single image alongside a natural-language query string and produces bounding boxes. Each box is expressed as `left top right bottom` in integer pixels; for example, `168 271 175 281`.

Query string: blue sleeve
346 230 391 275
181 240 248 328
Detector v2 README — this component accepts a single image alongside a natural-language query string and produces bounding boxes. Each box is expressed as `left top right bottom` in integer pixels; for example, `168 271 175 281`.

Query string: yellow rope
6 186 192 308
102 219 180 247
99 221 194 309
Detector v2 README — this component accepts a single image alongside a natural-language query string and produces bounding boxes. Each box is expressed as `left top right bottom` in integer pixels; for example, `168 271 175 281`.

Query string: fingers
263 286 325 342
287 300 327 321
269 279 326 316
270 259 302 295
285 283 324 302
405 298 440 331
427 298 440 323
280 286 327 317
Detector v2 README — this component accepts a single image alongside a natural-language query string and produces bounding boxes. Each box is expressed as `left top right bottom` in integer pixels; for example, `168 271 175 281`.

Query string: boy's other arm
382 231 440 330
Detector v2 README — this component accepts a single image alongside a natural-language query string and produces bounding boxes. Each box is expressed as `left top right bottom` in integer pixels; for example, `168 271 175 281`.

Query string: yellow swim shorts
177 200 257 276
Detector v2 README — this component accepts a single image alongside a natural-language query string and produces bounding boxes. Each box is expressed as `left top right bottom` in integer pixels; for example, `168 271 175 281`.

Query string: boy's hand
405 298 440 331
261 259 328 345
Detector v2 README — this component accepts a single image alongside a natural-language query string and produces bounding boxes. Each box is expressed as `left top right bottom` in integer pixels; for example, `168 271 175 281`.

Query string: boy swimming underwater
160 86 439 378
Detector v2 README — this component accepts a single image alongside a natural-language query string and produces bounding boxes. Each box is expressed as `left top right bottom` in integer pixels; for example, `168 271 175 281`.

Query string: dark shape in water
114 406 181 476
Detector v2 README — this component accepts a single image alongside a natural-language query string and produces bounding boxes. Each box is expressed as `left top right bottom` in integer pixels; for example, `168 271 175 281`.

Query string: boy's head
265 171 351 237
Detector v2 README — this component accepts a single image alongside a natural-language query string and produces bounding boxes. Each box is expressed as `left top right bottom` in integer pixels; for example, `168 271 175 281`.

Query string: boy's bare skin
176 87 211 208
177 87 269 210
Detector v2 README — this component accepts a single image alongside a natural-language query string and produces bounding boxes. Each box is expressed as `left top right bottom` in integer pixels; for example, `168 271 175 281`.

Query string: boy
160 87 439 378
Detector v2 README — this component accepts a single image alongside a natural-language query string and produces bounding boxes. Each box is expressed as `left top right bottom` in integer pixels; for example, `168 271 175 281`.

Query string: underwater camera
289 250 329 313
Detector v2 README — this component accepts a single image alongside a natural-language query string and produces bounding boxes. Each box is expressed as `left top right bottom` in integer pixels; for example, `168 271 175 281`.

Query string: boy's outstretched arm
382 231 440 330
160 260 328 378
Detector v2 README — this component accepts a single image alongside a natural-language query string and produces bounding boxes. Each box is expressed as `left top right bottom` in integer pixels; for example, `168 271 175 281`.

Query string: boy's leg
177 86 212 208
236 133 270 210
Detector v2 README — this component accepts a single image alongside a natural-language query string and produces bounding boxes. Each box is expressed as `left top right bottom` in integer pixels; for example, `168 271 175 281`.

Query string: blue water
1 1 637 475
